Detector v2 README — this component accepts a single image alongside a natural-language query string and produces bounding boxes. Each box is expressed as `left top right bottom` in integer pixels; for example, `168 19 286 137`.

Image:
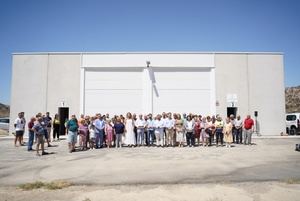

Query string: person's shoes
42 152 48 155
48 144 53 147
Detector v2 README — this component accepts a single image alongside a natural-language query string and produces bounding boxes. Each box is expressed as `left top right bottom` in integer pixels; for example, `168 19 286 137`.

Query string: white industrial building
10 52 285 135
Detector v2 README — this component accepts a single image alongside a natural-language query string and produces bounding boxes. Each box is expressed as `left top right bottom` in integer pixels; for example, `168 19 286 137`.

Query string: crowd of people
14 111 255 156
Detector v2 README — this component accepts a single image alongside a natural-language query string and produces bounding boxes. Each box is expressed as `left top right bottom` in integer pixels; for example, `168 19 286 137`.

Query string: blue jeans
137 128 145 145
147 129 155 145
27 130 34 150
234 128 242 144
95 129 104 148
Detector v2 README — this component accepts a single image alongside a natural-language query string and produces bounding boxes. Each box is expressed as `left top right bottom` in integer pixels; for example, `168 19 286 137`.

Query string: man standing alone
243 115 254 145
14 113 25 147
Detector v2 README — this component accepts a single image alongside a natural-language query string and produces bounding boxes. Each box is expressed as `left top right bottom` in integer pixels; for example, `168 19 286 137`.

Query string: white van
0 117 9 132
286 113 300 135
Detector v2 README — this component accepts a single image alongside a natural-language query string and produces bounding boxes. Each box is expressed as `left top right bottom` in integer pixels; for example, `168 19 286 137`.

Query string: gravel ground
0 137 299 201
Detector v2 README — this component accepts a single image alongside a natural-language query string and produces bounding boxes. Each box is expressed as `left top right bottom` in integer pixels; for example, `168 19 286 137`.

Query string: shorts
16 130 24 137
44 129 49 140
36 134 44 144
67 131 77 144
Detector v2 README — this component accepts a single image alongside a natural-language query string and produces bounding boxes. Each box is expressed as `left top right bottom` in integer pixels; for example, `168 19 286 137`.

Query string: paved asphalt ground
0 137 299 186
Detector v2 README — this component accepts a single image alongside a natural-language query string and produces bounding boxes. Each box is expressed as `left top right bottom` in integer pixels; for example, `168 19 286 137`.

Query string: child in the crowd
105 119 114 148
89 120 96 149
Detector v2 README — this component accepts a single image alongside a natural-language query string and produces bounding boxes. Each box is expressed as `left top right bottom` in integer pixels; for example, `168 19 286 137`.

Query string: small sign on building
226 94 238 107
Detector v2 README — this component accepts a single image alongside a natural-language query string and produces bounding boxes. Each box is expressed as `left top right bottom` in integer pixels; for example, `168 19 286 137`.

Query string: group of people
14 111 255 156
14 112 57 156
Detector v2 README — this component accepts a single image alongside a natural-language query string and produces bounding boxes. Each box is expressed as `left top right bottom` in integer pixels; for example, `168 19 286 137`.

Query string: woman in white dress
125 112 136 147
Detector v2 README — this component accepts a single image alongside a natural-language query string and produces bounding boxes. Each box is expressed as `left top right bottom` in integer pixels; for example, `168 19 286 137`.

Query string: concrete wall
215 54 249 118
10 55 48 134
10 54 81 135
10 52 285 136
215 53 285 135
82 53 214 68
248 54 285 135
47 54 81 117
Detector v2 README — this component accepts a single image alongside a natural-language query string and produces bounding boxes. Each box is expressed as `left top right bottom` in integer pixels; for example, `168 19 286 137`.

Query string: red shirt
28 121 34 131
244 118 254 130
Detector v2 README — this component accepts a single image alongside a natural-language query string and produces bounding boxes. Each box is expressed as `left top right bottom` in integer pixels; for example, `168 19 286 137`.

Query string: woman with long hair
124 112 136 147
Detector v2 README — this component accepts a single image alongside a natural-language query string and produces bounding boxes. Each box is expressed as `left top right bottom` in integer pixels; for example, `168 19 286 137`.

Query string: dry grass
18 180 72 190
284 178 300 184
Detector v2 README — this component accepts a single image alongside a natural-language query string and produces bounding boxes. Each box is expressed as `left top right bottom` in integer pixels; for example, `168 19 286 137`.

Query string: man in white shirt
154 114 164 147
14 112 25 147
135 114 146 146
165 113 175 147
234 115 243 144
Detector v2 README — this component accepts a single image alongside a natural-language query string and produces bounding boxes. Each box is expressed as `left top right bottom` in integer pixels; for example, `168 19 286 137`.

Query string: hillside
285 85 300 113
0 103 10 118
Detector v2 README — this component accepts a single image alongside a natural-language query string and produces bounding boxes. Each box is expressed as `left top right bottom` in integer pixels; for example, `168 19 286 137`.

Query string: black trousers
186 132 195 146
216 131 224 145
209 133 214 145
53 124 60 139
232 127 236 143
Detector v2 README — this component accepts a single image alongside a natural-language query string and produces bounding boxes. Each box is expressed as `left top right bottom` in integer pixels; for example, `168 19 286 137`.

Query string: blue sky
0 0 299 105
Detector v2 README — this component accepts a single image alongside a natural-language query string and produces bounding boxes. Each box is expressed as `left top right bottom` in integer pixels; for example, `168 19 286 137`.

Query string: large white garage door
84 69 143 116
152 68 212 115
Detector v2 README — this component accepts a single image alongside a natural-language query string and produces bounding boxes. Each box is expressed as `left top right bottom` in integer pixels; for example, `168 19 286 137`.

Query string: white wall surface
248 54 285 135
84 69 143 116
82 53 214 68
47 54 81 117
10 55 48 134
215 53 285 135
10 54 81 135
152 68 212 115
83 67 214 116
215 54 249 118
81 53 215 116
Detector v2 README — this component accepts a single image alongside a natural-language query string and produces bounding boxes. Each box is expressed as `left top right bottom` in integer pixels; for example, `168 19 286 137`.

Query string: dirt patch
0 182 299 201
